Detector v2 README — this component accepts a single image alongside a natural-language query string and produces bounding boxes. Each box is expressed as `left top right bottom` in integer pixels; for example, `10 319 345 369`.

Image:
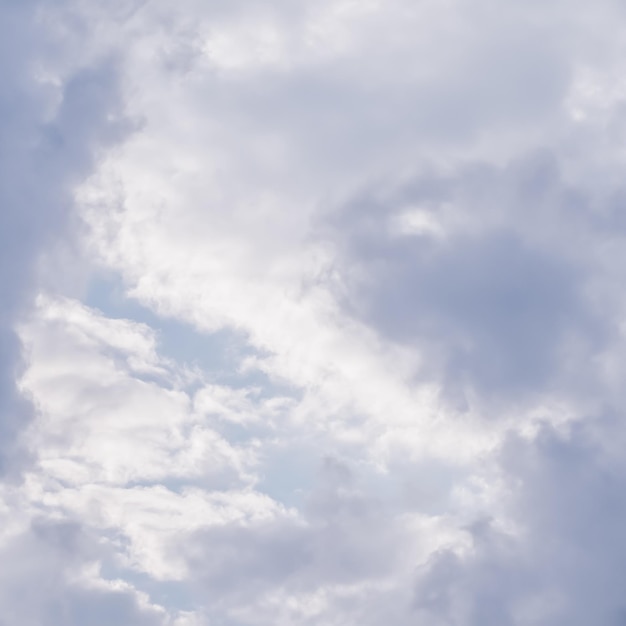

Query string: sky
3 0 626 624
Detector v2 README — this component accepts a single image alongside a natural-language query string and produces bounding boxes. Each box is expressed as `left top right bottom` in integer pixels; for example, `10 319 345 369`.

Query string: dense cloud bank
4 0 626 624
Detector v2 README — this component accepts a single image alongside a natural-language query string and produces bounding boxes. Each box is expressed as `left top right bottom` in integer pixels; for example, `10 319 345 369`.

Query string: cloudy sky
4 0 626 624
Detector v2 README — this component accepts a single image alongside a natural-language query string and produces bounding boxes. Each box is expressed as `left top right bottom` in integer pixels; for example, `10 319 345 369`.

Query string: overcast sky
4 0 626 624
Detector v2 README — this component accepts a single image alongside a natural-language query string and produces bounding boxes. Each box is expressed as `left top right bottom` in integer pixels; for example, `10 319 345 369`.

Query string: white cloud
19 297 256 489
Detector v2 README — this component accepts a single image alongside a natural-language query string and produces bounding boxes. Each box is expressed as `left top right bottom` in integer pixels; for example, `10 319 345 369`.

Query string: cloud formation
0 0 127 472
5 0 626 624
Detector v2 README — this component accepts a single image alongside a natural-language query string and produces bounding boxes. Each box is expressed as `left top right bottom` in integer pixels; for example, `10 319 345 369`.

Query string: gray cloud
325 150 613 408
414 415 626 625
0 2 128 472
0 3 169 624
178 457 412 623
0 519 168 626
